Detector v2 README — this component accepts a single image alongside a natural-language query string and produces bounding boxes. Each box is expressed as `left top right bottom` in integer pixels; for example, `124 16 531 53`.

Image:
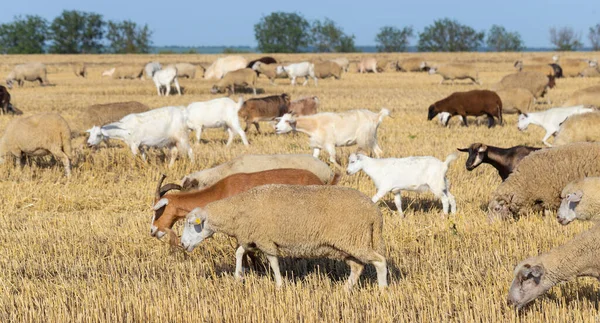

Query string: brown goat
428 90 503 128
238 93 291 133
151 169 340 239
457 143 541 181
289 96 318 116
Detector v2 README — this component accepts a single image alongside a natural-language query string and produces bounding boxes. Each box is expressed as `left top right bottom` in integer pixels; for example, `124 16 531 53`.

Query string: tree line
0 10 152 54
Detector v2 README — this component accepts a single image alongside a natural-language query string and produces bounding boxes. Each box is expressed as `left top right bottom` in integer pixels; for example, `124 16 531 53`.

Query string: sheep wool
559 177 600 223
554 111 600 146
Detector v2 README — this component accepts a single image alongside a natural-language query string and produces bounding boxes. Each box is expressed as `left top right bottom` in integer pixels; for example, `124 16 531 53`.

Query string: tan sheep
102 66 144 80
310 61 342 85
495 88 535 114
514 62 555 77
557 177 600 225
72 63 87 78
329 57 349 72
579 66 600 78
492 71 555 100
210 68 257 95
559 59 591 77
554 111 600 146
508 224 600 309
357 57 378 73
394 57 427 72
168 63 197 79
562 85 600 107
0 113 72 177
251 62 286 84
428 63 480 85
5 62 49 89
70 101 150 137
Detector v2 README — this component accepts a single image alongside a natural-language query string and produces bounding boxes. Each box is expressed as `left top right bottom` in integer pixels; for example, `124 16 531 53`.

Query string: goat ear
457 148 469 152
567 190 583 203
478 145 488 152
153 198 169 210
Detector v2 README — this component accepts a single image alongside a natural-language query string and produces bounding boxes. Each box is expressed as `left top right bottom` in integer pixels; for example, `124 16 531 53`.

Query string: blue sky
1 0 598 47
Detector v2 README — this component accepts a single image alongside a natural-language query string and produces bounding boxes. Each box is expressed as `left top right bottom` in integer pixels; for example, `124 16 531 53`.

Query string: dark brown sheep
289 96 318 116
428 90 503 128
247 57 278 76
238 93 291 133
457 143 541 181
0 85 21 115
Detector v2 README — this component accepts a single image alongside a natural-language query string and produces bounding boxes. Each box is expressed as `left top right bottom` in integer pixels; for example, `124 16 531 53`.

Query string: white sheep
185 97 249 146
276 62 314 86
86 106 192 167
152 65 181 96
557 177 600 225
346 153 458 216
180 184 388 290
274 109 390 166
517 105 595 146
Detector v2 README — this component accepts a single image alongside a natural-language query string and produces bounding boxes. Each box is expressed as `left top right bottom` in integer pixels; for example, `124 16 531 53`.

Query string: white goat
517 105 595 147
185 97 249 146
276 62 314 86
152 65 181 96
346 153 458 216
86 106 193 167
275 109 390 166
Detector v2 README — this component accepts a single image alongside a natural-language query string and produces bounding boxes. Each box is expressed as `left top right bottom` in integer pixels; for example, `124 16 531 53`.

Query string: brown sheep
289 96 318 116
238 93 291 133
210 68 257 95
427 90 503 128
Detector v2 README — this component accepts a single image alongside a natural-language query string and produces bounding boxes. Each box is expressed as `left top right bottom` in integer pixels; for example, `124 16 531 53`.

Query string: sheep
394 57 427 72
553 111 600 146
180 154 334 190
557 177 600 225
516 105 595 147
185 97 249 146
428 63 480 85
274 108 390 166
168 63 196 79
514 57 553 66
427 90 503 128
558 59 591 77
562 85 600 107
0 85 21 115
357 57 378 73
210 68 257 95
204 56 248 80
457 143 541 181
102 66 144 80
309 61 342 85
329 57 350 72
72 63 87 78
251 62 286 84
247 56 277 76
151 168 338 238
180 184 388 290
289 96 318 116
495 88 535 114
346 152 457 216
276 62 314 86
237 93 290 133
487 142 600 220
579 66 600 78
86 106 192 168
508 224 600 309
70 101 150 137
144 61 162 79
6 62 49 89
513 62 555 77
152 65 181 96
0 113 72 177
492 71 555 101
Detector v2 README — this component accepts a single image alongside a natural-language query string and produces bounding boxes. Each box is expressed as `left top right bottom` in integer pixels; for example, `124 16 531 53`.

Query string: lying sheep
394 57 428 72
70 101 150 137
562 85 600 107
180 154 334 190
508 224 600 309
428 64 480 85
289 96 318 116
346 152 458 216
495 88 535 114
357 57 378 73
517 105 595 146
457 143 540 181
72 63 87 78
6 62 49 89
579 66 600 78
204 56 247 80
554 111 600 146
0 113 72 177
427 90 502 127
488 142 600 220
185 97 249 146
144 61 162 80
251 62 286 84
210 68 257 95
557 177 600 225
180 184 388 290
102 66 144 80
309 61 342 85
492 71 556 101
168 63 196 79
238 93 290 133
329 57 349 72
152 65 181 96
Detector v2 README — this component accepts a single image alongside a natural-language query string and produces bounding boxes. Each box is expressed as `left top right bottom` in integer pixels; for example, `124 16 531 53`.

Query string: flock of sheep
3 53 600 310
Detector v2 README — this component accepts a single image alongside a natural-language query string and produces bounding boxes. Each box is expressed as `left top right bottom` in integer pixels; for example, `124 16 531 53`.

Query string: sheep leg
345 258 364 290
265 254 283 288
291 76 296 86
486 114 495 128
174 78 181 96
393 192 404 217
312 148 321 158
542 131 554 147
234 245 246 280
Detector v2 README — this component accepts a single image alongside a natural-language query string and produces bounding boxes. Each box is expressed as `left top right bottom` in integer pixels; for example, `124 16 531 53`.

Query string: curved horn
155 174 167 200
159 183 183 197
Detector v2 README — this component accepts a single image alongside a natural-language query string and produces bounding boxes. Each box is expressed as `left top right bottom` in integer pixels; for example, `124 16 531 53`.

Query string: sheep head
180 207 214 252
487 195 517 221
508 260 553 309
457 143 488 171
557 190 583 225
427 104 439 121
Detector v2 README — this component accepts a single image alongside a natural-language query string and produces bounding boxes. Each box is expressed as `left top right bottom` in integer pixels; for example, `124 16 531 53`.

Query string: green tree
375 26 414 52
0 15 48 54
254 12 310 53
549 26 582 51
418 18 484 52
49 10 105 54
588 24 600 51
106 20 152 54
486 25 524 52
310 18 356 52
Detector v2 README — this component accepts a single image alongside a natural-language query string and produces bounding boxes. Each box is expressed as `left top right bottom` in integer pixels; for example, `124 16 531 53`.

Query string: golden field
1 52 599 322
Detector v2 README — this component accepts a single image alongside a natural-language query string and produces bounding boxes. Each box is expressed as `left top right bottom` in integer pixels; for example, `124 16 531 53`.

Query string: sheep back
563 85 600 107
495 88 534 114
312 61 342 79
494 71 554 99
395 57 427 72
561 177 600 221
9 63 48 83
554 111 600 146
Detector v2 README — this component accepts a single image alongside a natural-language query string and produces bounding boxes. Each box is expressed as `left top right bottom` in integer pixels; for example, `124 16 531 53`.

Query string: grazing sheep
180 184 388 290
579 66 600 78
289 96 318 116
276 62 314 86
357 57 378 73
557 177 600 225
309 61 342 85
428 63 480 85
6 62 49 89
204 56 248 80
554 111 600 146
562 85 600 107
185 97 249 146
508 224 600 309
492 71 556 100
247 56 277 76
70 101 150 137
346 152 458 215
516 105 595 146
210 68 257 95
394 57 428 72
488 142 600 220
168 63 196 79
514 57 553 66
514 61 556 77
559 59 591 77
152 65 181 96
427 90 502 127
0 85 21 115
180 154 334 190
495 88 535 114
0 113 72 177
329 57 350 72
275 109 390 166
238 93 290 133
457 143 540 181
72 63 87 78
144 61 162 79
251 62 286 84
102 66 144 80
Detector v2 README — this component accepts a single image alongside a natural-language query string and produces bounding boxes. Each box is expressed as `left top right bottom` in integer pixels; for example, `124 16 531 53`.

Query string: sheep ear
457 148 469 152
521 264 544 281
153 198 169 210
567 190 583 203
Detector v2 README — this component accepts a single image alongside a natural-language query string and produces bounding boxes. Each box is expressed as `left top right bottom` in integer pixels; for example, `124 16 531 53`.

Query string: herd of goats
2 53 600 310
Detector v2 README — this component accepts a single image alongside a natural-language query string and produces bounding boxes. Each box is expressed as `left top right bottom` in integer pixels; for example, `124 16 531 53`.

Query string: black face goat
457 143 541 181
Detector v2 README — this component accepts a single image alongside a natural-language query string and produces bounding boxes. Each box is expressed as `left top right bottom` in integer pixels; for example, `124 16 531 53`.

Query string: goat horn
159 184 183 197
155 174 167 200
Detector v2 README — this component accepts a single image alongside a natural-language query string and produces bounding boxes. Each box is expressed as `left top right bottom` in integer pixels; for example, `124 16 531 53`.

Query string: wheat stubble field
0 52 599 322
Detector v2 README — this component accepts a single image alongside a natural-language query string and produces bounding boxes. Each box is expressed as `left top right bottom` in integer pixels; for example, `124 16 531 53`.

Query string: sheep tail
61 127 73 159
329 171 341 185
377 108 391 124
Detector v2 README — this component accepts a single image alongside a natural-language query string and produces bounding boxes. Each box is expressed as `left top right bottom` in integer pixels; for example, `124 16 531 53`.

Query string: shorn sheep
0 113 72 177
562 85 600 107
184 97 249 146
428 63 480 85
275 109 390 166
210 68 257 95
557 177 600 225
554 111 600 146
488 142 600 220
180 154 334 190
516 105 595 146
492 71 555 101
152 65 181 96
180 184 388 290
6 62 49 89
508 224 600 309
427 90 502 127
346 152 458 216
457 143 540 181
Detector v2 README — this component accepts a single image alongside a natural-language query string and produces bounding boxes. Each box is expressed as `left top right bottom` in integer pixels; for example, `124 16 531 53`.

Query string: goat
457 143 541 181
